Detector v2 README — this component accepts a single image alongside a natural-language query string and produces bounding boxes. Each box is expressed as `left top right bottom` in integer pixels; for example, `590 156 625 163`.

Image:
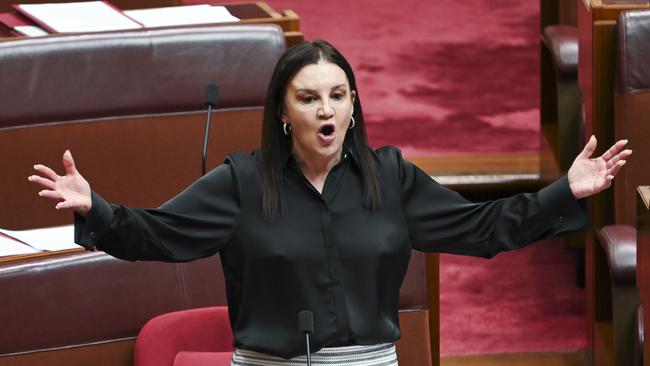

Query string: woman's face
282 61 356 166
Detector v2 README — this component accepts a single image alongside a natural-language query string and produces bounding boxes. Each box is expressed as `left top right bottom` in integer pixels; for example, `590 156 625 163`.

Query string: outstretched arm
27 150 240 262
28 150 92 216
568 136 632 199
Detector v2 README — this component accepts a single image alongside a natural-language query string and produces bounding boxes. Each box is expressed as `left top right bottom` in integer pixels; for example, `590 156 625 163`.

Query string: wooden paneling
427 254 440 366
594 320 614 366
540 0 578 169
636 186 650 366
0 108 264 230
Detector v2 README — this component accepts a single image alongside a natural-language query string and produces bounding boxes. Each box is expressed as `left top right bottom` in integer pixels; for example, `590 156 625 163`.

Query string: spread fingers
601 139 629 160
33 164 60 181
606 149 632 169
38 190 63 200
28 175 56 190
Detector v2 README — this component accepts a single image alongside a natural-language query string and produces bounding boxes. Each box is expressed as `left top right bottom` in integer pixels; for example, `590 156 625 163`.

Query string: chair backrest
0 24 285 230
614 9 650 225
0 25 284 128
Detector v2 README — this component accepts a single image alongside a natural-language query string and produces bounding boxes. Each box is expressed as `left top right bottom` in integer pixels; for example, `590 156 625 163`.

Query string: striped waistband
231 343 398 366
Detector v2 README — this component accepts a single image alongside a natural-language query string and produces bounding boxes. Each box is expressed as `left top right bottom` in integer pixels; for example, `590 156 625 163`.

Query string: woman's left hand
568 135 632 199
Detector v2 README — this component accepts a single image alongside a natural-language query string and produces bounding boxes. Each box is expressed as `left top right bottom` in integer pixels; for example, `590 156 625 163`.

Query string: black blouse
75 145 588 359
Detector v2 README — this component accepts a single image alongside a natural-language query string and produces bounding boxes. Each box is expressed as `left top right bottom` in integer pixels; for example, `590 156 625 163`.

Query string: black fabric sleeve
74 162 241 262
397 151 589 258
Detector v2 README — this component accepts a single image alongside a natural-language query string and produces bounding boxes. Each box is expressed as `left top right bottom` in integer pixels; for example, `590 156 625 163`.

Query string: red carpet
187 0 585 357
247 0 541 156
439 239 586 356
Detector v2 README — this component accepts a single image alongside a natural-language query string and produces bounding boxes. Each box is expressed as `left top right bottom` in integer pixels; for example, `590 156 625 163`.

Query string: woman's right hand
28 150 92 216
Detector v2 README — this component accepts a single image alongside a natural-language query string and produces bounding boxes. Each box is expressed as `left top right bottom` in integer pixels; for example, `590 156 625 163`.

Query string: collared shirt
75 145 588 359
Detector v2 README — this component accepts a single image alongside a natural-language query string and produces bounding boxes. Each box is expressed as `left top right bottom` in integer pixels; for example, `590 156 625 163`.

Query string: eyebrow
295 84 348 94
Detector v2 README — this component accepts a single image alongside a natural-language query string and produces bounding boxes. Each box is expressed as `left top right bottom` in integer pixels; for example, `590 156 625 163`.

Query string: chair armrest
595 225 637 285
542 25 578 78
135 306 233 366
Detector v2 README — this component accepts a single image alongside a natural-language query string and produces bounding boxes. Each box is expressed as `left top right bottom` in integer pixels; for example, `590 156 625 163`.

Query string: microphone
298 310 314 366
202 84 219 176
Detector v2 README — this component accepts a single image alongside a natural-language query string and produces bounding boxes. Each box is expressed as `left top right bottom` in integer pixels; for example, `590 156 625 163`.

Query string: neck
292 149 341 194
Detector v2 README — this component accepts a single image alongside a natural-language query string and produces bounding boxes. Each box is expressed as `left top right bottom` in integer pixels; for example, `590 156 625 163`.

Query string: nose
318 101 334 119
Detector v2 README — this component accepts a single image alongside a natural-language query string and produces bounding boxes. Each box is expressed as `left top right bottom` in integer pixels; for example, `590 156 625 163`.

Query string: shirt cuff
74 191 114 251
537 175 589 235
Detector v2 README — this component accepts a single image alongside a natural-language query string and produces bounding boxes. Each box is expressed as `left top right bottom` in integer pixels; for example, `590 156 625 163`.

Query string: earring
283 122 292 136
349 116 356 129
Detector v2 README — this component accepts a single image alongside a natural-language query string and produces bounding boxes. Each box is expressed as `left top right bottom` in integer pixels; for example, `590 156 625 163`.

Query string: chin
322 141 344 156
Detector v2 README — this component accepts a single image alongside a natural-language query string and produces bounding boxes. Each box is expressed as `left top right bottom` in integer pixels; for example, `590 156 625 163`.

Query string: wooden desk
578 1 650 365
410 150 559 198
0 2 304 47
0 0 180 12
0 246 82 263
225 2 302 47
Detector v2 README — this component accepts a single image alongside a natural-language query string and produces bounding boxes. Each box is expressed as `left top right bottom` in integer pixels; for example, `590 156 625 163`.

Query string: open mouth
319 124 335 137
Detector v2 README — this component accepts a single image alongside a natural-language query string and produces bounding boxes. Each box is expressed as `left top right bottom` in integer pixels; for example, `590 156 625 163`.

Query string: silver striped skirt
231 343 398 366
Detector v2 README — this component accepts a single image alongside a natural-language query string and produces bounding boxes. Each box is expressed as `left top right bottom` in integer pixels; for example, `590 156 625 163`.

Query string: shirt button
558 217 564 225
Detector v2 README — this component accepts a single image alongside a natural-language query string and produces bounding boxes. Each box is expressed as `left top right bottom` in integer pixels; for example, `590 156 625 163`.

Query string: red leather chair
134 307 234 366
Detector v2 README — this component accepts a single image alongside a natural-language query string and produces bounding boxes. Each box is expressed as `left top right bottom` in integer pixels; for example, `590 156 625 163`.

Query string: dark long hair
260 40 381 219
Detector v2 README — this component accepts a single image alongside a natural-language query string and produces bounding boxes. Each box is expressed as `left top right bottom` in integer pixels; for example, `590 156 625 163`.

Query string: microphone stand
298 310 314 366
305 331 312 366
201 102 212 176
202 84 219 176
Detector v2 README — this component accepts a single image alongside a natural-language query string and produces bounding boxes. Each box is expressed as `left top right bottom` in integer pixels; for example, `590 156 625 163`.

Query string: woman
28 40 630 365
